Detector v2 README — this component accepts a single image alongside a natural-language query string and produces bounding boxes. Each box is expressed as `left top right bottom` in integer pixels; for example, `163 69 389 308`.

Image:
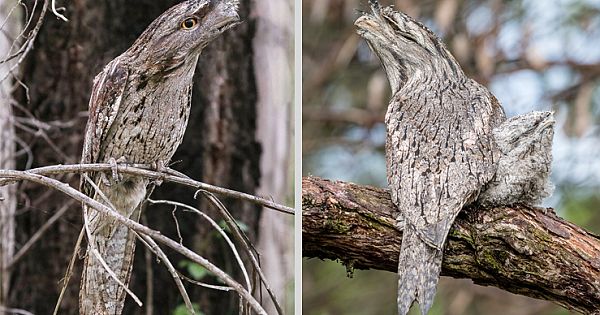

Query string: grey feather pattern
78 1 240 313
79 59 132 314
356 3 505 314
80 60 129 194
356 3 555 314
386 72 503 315
478 111 555 206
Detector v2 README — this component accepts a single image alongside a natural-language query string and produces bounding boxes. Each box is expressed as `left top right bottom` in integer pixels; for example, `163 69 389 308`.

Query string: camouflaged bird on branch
355 1 554 314
79 1 240 313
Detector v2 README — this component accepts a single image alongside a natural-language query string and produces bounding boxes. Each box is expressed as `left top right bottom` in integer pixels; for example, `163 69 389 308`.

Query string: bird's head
494 111 555 153
355 0 461 94
129 0 240 76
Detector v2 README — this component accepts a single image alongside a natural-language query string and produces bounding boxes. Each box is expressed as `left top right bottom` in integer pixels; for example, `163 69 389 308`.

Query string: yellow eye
181 17 198 29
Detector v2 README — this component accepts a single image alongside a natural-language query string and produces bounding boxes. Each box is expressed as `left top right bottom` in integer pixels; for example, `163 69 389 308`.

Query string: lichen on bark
303 176 600 314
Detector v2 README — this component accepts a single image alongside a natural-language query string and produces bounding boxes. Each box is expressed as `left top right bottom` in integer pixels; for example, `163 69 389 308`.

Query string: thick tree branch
302 176 600 314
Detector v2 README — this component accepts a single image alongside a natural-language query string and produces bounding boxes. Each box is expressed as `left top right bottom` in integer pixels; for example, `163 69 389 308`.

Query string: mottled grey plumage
79 1 239 313
478 111 555 206
356 2 505 314
356 2 556 314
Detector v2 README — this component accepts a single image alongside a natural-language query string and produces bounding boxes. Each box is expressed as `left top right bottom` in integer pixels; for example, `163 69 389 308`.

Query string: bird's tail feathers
397 226 443 315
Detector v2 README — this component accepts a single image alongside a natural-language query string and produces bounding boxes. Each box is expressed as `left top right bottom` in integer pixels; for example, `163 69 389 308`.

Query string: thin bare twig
0 169 268 315
171 206 183 245
200 191 284 315
0 0 48 82
53 227 85 315
144 236 154 315
177 271 232 291
81 199 144 307
12 135 33 169
13 119 71 162
7 200 74 269
0 0 37 65
148 199 252 293
0 163 294 214
50 0 68 22
138 234 194 315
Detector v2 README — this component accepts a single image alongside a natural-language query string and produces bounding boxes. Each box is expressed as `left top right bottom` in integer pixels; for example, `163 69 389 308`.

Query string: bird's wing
80 59 129 195
387 85 501 248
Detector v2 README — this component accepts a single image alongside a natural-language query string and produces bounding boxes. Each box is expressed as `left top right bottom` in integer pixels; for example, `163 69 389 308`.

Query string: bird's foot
108 156 126 183
151 160 167 186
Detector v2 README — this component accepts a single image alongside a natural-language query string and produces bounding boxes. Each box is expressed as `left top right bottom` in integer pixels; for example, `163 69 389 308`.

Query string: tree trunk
254 0 294 313
302 176 600 314
0 0 20 305
9 1 263 314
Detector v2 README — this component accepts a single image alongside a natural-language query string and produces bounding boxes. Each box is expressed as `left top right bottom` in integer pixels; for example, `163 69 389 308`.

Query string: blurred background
302 0 600 314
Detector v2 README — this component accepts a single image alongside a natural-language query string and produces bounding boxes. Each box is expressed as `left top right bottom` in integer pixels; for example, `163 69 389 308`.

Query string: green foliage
173 303 203 315
218 219 250 234
560 187 600 232
178 260 210 280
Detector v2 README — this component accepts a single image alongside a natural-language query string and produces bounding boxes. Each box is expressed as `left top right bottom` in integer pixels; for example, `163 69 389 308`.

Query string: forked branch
302 176 600 314
0 163 294 214
0 167 294 315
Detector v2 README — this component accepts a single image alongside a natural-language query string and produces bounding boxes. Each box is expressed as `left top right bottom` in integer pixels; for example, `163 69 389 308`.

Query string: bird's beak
212 0 241 34
355 14 379 36
214 14 240 33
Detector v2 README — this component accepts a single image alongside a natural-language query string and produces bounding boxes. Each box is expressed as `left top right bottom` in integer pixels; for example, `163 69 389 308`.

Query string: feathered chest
99 73 194 164
384 81 502 206
385 81 501 150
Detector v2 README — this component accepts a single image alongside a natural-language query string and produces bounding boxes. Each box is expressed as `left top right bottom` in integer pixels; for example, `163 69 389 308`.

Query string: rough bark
10 1 262 314
254 0 294 312
302 176 600 314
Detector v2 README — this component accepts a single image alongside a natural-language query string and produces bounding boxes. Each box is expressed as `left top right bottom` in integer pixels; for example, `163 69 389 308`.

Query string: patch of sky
490 70 548 116
522 0 600 62
343 124 386 147
325 84 354 111
466 5 494 36
356 40 375 63
592 87 600 117
525 0 567 61
309 145 387 186
564 27 600 62
496 20 523 60
552 110 600 188
543 66 576 93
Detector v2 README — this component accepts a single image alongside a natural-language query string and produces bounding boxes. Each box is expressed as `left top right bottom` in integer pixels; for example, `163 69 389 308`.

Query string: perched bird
356 1 506 314
79 1 239 313
478 111 555 207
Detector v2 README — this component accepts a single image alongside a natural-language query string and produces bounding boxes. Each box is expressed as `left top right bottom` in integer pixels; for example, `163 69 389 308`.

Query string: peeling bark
302 176 600 314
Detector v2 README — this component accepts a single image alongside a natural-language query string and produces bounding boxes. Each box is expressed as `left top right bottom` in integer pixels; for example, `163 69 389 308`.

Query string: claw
108 158 118 182
108 157 120 182
108 156 126 183
151 160 167 186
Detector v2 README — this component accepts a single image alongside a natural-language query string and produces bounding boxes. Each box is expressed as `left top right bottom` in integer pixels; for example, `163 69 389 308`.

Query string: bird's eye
181 17 198 29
